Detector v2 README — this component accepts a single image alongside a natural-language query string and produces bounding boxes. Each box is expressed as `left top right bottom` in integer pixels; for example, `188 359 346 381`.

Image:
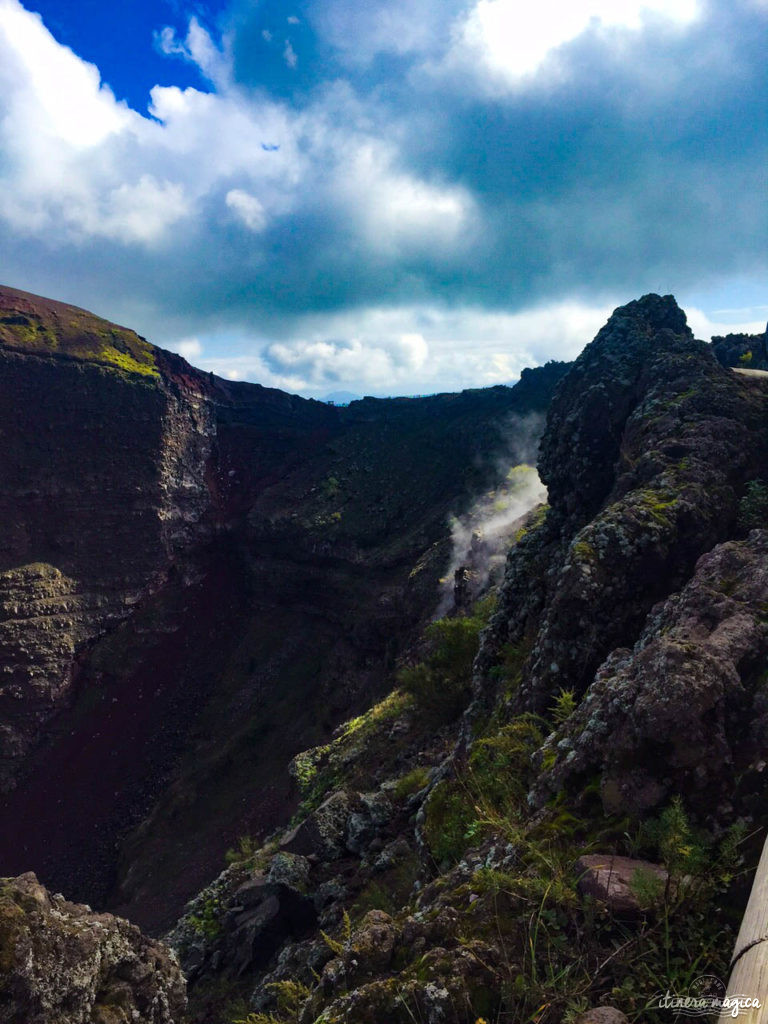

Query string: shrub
738 479 768 531
398 598 495 723
423 716 546 865
392 766 430 800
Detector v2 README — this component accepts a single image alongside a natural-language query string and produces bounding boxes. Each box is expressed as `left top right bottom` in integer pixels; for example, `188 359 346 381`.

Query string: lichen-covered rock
345 791 392 855
346 910 397 975
266 852 311 889
532 531 768 817
172 858 317 982
319 911 397 997
0 872 186 1023
309 942 501 1024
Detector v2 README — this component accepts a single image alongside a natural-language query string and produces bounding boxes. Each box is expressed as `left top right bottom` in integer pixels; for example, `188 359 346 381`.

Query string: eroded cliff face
0 285 567 931
0 332 216 792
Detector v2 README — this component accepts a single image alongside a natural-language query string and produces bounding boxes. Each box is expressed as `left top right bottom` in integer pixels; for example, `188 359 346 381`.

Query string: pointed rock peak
539 294 709 526
611 292 690 336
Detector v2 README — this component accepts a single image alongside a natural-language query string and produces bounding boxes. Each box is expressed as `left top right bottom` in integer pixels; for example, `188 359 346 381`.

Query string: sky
0 0 766 397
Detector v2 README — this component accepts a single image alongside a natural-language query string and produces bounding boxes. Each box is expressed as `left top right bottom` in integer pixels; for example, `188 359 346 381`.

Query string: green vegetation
738 479 768 531
571 539 597 563
320 475 341 500
514 501 549 543
632 488 678 528
0 305 159 377
392 766 430 800
188 893 224 940
422 778 743 1023
488 641 530 702
233 982 311 1024
550 687 577 725
398 595 496 723
291 689 416 821
423 714 546 865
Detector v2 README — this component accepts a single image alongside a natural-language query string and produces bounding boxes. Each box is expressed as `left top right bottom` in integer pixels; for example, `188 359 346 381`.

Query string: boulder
347 910 397 975
226 872 317 976
576 1009 629 1024
280 791 352 860
575 855 668 913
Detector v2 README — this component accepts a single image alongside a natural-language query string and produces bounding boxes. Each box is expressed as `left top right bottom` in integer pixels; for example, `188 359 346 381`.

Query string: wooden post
720 837 768 1024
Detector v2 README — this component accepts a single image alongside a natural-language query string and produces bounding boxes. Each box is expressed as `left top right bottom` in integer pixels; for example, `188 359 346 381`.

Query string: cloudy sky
0 0 766 397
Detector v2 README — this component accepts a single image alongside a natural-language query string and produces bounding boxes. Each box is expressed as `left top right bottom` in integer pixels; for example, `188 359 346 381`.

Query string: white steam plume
436 413 548 617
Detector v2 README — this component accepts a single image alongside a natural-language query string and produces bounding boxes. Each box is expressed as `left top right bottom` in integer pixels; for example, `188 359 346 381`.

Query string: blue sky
0 0 766 397
24 1 230 108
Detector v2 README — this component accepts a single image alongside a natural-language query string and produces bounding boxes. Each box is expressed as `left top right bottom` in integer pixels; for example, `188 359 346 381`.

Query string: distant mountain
323 389 361 404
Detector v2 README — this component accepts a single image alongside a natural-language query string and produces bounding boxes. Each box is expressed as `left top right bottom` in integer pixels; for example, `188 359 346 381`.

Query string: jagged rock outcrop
0 872 185 1023
471 293 768 824
712 325 768 370
478 295 768 718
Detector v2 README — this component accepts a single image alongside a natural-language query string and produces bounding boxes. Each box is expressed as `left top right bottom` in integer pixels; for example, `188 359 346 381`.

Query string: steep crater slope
0 285 567 931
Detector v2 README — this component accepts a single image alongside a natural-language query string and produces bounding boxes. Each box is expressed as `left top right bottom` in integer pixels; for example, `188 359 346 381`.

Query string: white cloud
0 0 130 146
170 296 768 399
0 0 305 243
283 39 298 68
684 306 767 340
312 0 450 65
333 141 475 257
226 189 268 231
100 175 189 243
449 0 701 87
393 332 429 370
0 0 478 256
155 17 231 88
171 337 204 359
192 300 614 396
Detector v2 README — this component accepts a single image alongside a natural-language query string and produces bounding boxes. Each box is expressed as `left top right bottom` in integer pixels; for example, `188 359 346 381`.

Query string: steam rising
437 414 548 616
